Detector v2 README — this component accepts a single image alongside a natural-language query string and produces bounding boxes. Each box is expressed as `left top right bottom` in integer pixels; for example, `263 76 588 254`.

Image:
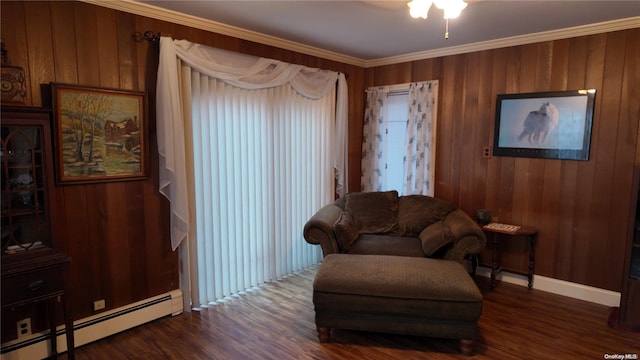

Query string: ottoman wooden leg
317 327 331 343
460 339 474 356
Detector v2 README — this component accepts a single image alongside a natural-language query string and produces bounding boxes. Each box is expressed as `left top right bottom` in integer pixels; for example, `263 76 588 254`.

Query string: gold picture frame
51 83 148 184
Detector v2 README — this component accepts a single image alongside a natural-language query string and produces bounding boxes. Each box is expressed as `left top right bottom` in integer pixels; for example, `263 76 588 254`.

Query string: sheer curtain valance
156 37 348 250
169 39 339 98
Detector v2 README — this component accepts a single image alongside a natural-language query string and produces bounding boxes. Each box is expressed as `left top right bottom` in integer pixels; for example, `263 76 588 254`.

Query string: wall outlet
17 318 31 339
482 146 491 159
94 299 106 311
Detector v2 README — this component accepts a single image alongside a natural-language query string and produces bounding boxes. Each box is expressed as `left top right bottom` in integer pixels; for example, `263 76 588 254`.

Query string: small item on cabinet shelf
4 241 43 254
9 173 33 189
12 191 34 208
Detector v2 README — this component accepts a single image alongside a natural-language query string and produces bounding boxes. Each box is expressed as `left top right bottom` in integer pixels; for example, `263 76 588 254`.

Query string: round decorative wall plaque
1 66 26 104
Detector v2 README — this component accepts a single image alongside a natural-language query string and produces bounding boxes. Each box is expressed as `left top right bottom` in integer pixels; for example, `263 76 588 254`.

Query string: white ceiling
129 0 640 65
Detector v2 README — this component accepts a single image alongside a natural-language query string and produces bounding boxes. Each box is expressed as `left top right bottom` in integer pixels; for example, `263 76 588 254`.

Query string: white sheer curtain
404 81 438 196
156 37 348 308
360 86 389 191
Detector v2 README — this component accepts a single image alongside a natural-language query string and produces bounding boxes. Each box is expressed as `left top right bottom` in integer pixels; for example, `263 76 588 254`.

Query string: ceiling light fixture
407 0 468 39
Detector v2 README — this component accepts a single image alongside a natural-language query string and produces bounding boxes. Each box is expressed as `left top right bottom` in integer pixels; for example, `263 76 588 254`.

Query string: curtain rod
388 82 411 91
388 89 409 96
133 30 162 43
365 83 410 95
144 31 161 42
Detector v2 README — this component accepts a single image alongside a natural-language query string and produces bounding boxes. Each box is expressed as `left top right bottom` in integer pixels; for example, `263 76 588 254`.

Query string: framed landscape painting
493 89 596 161
51 83 148 184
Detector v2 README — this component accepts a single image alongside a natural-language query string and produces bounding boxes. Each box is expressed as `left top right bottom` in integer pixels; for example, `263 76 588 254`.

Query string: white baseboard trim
476 266 621 307
1 289 183 359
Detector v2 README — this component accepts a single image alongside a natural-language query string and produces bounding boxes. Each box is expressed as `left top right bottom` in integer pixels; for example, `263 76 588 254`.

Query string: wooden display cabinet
1 106 74 359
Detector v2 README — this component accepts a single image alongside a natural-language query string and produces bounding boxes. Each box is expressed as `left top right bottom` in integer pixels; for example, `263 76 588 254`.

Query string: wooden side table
482 223 538 289
1 251 75 359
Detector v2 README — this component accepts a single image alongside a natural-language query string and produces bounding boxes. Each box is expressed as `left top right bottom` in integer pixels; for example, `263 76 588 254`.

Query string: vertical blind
188 74 329 306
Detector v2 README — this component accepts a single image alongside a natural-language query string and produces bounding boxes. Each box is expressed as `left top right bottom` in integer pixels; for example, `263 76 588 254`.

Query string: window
156 38 348 311
190 79 329 305
361 81 438 196
382 92 409 194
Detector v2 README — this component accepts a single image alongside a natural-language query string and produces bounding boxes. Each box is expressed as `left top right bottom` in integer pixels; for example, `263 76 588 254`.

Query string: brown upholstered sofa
303 190 486 263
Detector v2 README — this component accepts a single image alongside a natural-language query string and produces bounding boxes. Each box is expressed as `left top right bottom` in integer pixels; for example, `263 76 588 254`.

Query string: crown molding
80 0 368 67
81 0 638 69
365 17 640 67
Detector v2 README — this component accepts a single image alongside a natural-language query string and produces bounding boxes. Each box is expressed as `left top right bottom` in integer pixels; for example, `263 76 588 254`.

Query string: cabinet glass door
1 116 52 254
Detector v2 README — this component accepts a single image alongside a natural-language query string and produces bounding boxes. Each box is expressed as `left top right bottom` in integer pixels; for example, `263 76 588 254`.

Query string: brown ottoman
312 254 483 355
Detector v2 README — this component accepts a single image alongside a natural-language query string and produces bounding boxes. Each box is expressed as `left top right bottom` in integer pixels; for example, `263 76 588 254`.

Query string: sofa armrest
303 203 343 257
441 209 487 262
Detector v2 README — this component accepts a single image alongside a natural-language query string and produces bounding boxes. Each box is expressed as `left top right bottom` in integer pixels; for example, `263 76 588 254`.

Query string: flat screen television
492 89 596 160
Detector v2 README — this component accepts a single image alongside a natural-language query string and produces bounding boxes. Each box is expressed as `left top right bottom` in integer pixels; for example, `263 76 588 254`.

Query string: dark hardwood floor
63 266 639 359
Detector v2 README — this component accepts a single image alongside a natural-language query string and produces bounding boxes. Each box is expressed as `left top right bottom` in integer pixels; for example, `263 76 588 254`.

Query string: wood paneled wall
0 0 365 333
365 29 640 291
1 2 637 339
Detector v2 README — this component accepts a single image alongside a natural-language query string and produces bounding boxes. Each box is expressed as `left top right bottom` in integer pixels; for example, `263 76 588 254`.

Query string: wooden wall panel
50 2 78 84
570 34 604 286
411 57 442 83
74 2 100 86
588 31 627 286
62 187 93 317
610 28 640 288
95 7 119 87
23 2 54 105
85 184 111 308
538 39 568 276
126 181 149 300
485 48 507 218
472 51 493 213
457 51 480 214
2 3 30 101
116 12 138 90
366 30 640 291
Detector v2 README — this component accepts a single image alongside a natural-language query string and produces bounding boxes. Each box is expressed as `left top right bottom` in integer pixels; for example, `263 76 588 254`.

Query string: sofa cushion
345 191 399 234
348 234 424 257
334 211 359 250
397 195 456 236
419 222 454 256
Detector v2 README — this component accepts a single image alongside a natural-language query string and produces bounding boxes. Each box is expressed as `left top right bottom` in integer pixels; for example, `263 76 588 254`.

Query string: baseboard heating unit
1 289 183 359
